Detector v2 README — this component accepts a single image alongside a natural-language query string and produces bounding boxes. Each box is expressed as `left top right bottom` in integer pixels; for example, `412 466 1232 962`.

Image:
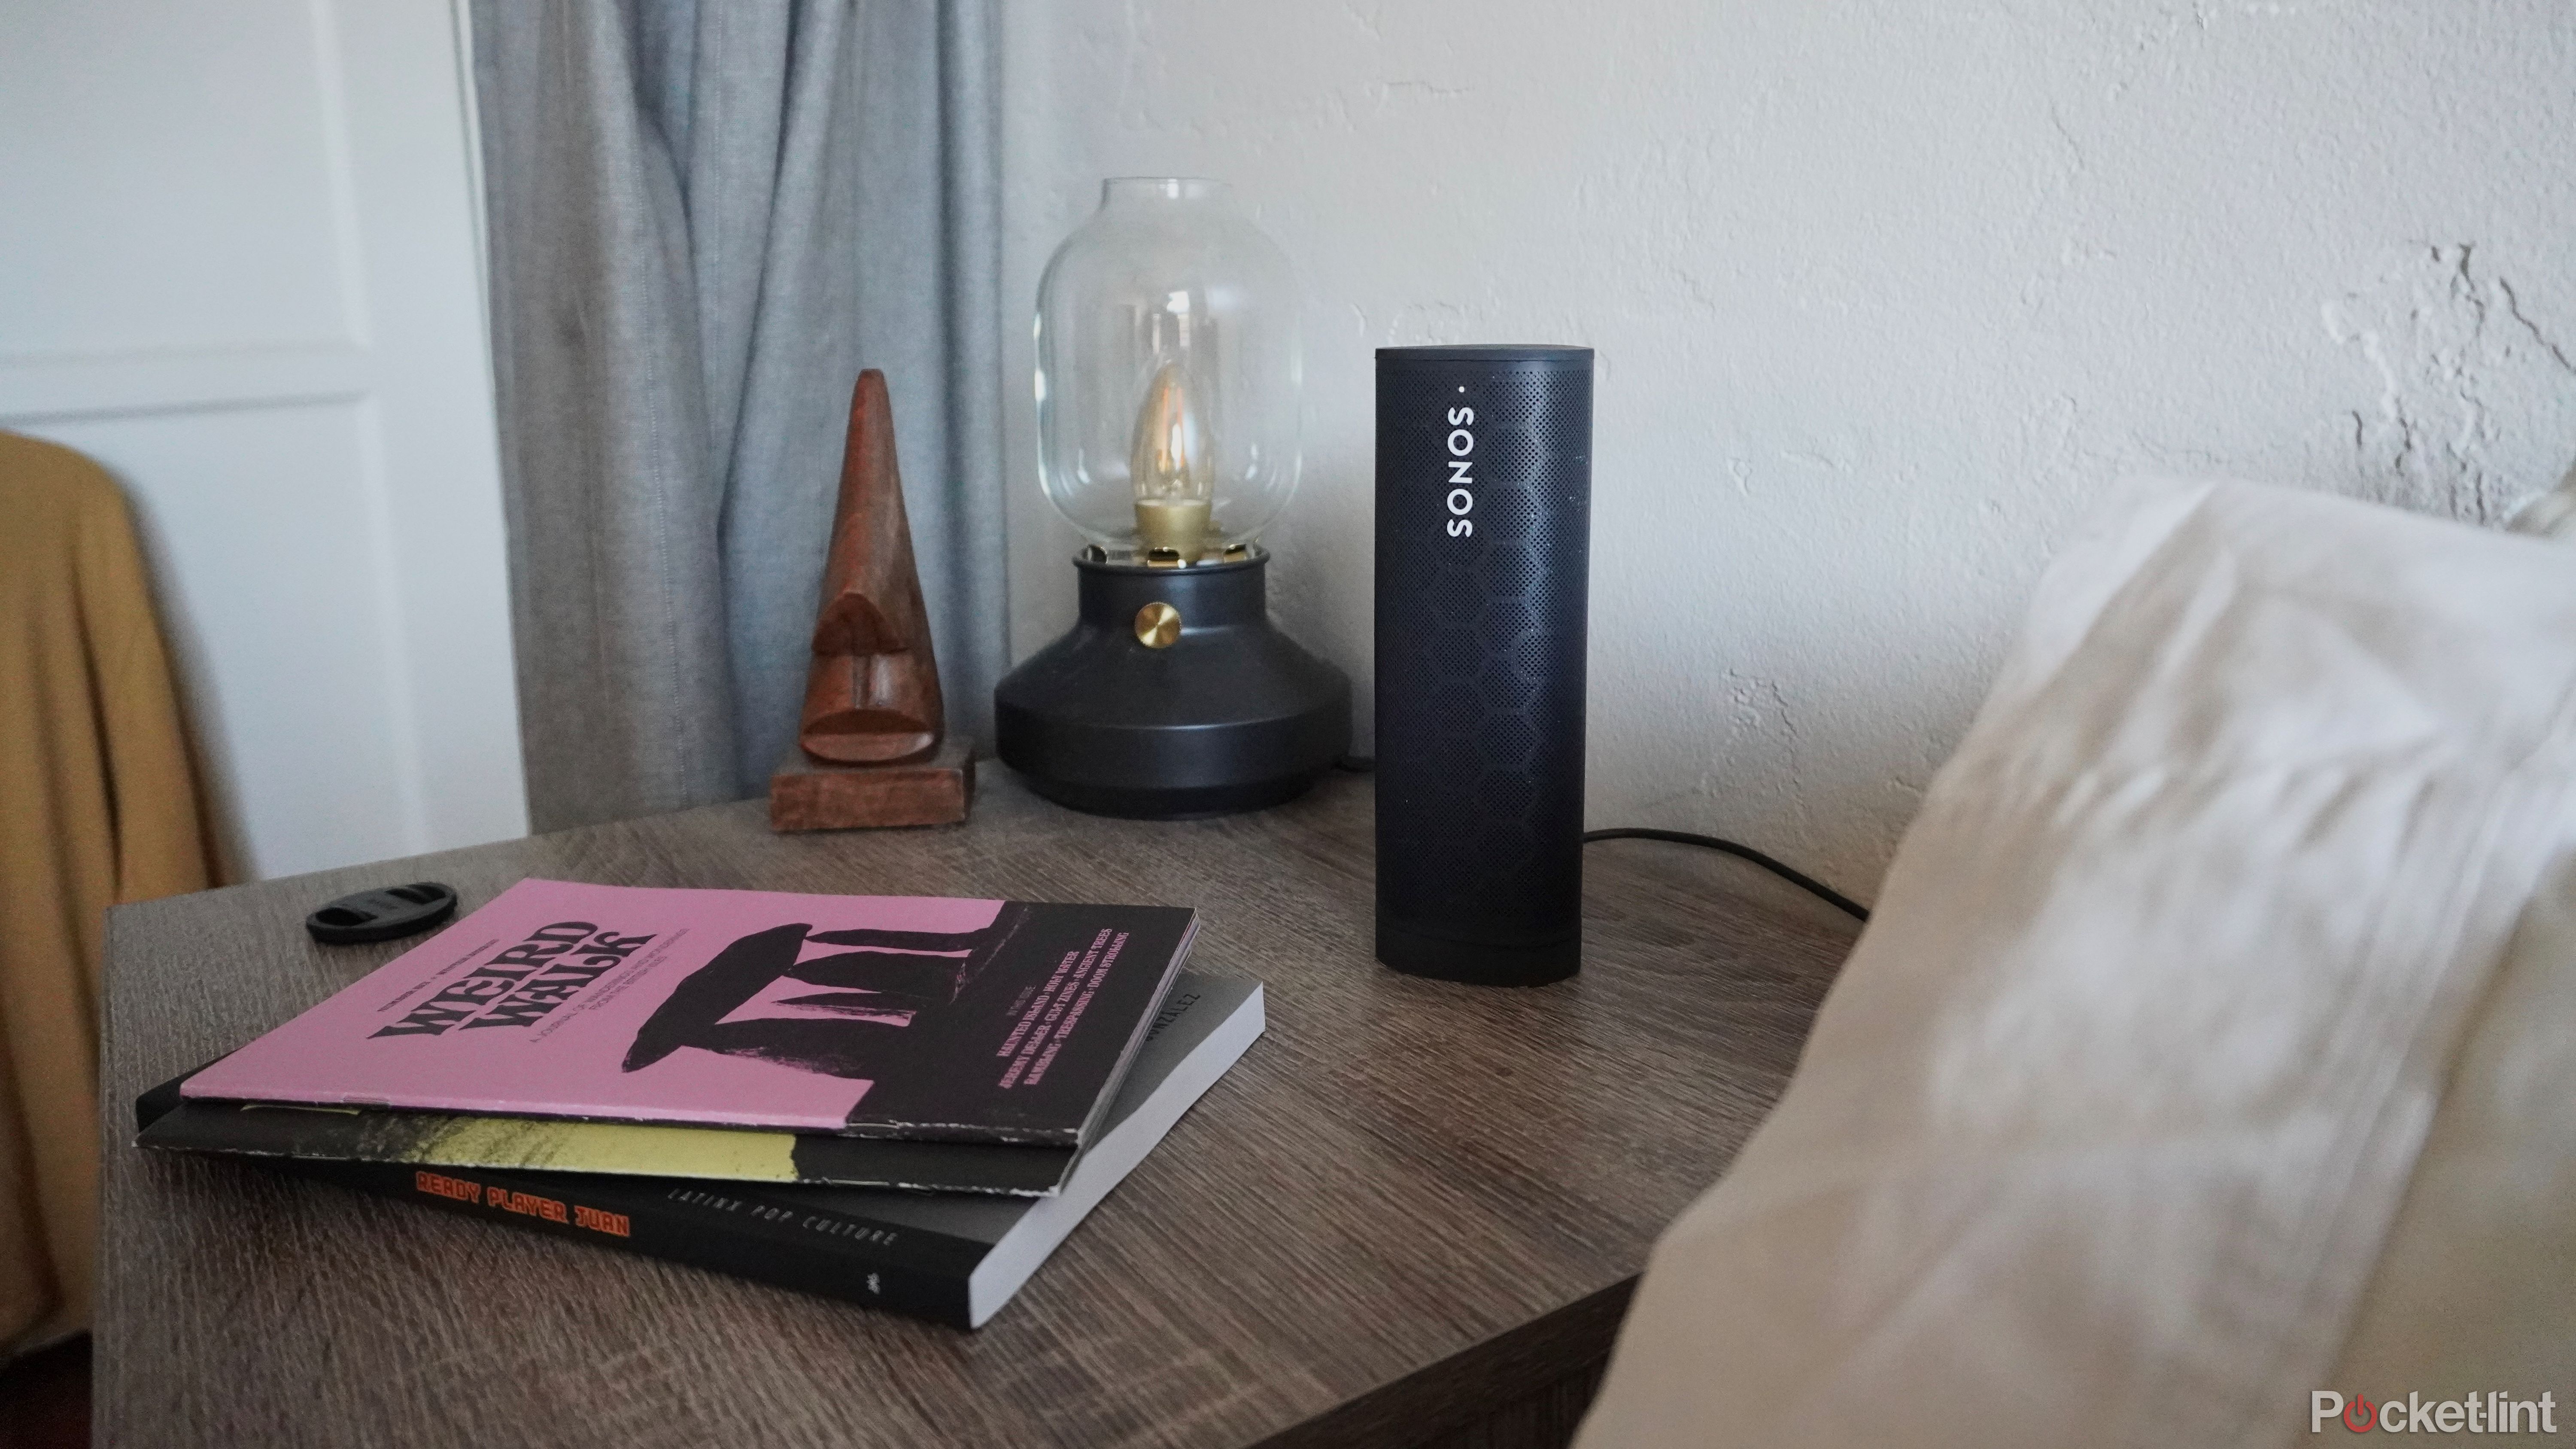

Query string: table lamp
995 178 1350 818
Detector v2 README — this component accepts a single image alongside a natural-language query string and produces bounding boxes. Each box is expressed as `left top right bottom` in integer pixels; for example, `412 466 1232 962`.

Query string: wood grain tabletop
97 769 1854 1449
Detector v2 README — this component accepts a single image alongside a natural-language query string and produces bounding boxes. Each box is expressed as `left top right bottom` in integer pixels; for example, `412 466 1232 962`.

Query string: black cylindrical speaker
1374 344 1593 985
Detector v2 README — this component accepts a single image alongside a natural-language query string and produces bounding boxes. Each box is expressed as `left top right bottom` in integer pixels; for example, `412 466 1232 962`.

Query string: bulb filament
1130 361 1215 560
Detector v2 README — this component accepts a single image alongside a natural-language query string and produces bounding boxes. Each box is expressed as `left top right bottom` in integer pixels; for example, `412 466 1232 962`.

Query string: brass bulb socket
1133 497 1211 563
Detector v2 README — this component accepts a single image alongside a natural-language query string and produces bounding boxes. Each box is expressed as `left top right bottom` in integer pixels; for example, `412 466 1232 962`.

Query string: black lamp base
994 553 1351 819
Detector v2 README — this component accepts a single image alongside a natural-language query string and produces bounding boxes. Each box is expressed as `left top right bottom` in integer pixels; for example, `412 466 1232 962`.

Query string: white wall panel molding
1 0 526 880
0 345 372 423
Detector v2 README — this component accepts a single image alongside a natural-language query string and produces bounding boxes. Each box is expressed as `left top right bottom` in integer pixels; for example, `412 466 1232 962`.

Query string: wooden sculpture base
768 737 974 831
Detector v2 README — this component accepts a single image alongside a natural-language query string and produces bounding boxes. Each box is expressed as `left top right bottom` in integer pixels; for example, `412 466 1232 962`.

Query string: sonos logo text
1444 406 1475 538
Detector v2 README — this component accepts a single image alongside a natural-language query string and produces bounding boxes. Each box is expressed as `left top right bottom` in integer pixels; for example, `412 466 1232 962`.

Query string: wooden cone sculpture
769 371 972 829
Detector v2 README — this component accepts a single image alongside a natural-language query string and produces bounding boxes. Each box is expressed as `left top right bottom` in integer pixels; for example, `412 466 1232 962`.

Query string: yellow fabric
0 432 220 1353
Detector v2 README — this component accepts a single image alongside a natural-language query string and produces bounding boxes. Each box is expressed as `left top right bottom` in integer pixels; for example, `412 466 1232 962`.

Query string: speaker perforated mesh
1375 348 1592 960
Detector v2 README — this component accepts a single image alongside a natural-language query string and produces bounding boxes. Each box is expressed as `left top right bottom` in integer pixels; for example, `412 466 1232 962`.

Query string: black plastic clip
306 882 458 945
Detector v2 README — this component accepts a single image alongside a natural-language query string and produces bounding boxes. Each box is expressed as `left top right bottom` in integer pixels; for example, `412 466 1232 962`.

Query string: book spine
270 1157 977 1330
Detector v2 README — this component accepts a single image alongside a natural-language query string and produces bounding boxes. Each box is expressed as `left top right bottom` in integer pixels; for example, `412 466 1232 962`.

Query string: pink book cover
182 880 1198 1145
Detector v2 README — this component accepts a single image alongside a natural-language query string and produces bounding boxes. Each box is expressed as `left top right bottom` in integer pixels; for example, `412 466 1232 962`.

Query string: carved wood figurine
769 370 973 830
800 369 942 763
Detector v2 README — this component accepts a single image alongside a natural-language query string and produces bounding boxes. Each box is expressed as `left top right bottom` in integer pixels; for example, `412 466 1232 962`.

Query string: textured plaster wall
998 2 2576 900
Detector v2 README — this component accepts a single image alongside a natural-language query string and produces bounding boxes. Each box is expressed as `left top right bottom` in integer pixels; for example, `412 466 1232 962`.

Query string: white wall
999 1 2576 898
0 0 526 881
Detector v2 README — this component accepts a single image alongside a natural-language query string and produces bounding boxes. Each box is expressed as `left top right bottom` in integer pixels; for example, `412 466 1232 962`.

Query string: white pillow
1577 478 2576 1448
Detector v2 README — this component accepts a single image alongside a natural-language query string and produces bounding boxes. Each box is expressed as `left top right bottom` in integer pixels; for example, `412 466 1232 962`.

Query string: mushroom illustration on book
182 881 1195 1146
622 908 1029 1080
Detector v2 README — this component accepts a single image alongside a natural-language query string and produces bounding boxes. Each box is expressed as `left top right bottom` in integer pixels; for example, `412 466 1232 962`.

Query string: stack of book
135 879 1261 1329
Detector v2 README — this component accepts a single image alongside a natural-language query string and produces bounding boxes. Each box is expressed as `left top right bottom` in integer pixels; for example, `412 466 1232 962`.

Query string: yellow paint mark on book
413 1117 798 1180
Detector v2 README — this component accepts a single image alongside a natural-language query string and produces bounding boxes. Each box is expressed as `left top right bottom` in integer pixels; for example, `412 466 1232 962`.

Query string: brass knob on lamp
1135 602 1182 648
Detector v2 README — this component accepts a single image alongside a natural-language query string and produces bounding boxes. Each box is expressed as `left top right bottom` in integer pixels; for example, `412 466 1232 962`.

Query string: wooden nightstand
97 770 1852 1448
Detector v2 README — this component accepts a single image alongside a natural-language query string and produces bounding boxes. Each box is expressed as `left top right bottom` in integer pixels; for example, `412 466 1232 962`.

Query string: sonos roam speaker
1374 345 1594 985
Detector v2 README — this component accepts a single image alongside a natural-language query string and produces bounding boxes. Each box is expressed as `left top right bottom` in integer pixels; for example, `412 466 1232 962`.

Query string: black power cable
1581 828 1868 923
1330 755 1868 923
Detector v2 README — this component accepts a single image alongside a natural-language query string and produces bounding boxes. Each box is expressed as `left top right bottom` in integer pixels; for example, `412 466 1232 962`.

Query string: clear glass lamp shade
1034 178 1301 560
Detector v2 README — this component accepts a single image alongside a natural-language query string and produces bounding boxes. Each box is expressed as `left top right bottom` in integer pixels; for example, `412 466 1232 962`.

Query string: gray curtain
470 0 1005 832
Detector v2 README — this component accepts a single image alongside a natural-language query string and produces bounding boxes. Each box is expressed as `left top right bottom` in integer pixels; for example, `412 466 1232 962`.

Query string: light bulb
1129 361 1215 561
1034 178 1301 557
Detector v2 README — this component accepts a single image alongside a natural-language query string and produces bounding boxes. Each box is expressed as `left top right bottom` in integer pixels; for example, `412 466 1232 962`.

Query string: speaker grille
1375 350 1591 955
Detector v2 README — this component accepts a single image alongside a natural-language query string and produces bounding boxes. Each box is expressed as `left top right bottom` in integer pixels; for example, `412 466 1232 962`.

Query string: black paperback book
140 1087 1084 1196
136 974 1263 1330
